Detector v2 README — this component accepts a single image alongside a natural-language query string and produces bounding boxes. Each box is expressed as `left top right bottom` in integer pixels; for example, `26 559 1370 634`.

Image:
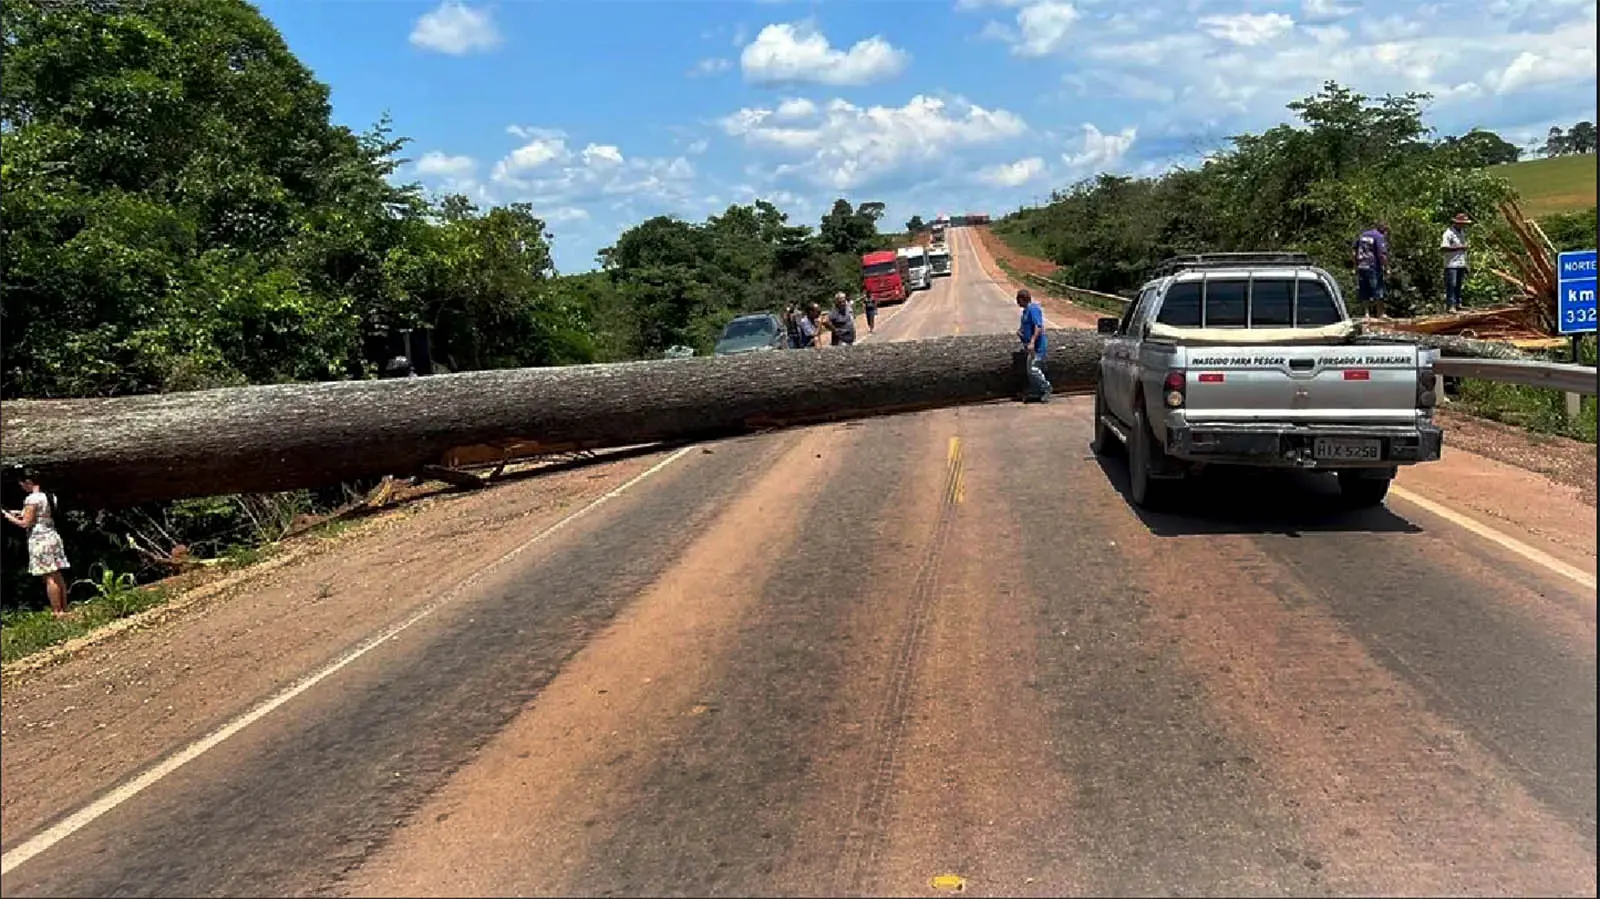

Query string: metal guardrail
1434 358 1598 396
1021 273 1130 309
1022 273 1596 396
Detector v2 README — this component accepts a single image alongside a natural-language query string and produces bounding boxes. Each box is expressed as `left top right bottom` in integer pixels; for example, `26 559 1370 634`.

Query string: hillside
1491 155 1598 218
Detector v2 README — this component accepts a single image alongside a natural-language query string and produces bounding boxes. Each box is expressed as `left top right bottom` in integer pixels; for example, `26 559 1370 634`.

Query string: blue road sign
1557 249 1597 335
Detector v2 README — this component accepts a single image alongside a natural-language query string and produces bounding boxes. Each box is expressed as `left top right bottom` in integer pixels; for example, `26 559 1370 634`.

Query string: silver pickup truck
1091 253 1443 509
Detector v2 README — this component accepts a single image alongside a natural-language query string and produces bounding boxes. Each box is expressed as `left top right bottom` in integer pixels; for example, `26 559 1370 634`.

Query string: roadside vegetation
1 0 896 626
990 83 1597 444
993 83 1595 318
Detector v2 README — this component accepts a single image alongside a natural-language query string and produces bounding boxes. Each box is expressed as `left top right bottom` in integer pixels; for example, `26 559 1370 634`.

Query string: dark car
713 313 788 356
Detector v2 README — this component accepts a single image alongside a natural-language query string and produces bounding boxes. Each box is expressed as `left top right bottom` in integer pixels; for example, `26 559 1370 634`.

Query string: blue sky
257 0 1598 272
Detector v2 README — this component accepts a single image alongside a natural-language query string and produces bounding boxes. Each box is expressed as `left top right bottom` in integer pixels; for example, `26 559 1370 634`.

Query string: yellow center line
946 436 965 505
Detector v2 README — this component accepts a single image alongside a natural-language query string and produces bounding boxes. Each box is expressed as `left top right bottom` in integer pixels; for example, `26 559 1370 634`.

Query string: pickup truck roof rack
1151 252 1315 279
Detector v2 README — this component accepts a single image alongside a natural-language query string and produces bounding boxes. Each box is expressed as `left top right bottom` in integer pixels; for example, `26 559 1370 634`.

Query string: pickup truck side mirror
1096 317 1119 335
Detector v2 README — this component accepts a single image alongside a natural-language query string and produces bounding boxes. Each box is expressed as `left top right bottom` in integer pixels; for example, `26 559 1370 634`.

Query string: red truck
861 250 909 305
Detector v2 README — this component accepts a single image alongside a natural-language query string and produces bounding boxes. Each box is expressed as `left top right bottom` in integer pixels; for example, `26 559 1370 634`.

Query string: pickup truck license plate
1313 437 1382 461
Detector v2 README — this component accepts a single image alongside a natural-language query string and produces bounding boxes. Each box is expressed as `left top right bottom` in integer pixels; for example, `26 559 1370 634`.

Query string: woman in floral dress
5 467 71 617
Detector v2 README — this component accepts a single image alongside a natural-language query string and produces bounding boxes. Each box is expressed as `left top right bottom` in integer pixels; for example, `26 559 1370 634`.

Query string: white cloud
506 125 566 141
979 157 1046 187
1198 12 1295 46
1074 0 1597 137
720 94 1027 189
977 2 1081 57
413 152 476 178
689 57 732 77
686 138 710 155
1014 2 1080 57
1062 123 1137 171
409 1 501 55
582 143 625 166
774 97 819 120
1301 0 1355 21
1488 49 1598 93
740 22 909 86
494 137 570 179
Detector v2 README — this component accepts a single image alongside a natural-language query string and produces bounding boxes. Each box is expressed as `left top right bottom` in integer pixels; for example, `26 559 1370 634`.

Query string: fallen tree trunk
1 330 1105 508
1360 328 1536 360
1 325 1533 509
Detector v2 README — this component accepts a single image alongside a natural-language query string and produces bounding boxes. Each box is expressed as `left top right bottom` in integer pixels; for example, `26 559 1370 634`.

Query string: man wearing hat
1440 212 1472 312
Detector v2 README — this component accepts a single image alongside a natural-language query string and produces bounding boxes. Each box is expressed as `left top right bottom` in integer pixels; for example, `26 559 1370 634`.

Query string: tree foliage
0 0 894 612
994 82 1529 318
594 198 888 358
1543 122 1597 156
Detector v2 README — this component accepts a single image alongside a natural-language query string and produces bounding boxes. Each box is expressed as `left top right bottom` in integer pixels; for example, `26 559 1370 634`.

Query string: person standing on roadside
1353 221 1390 319
1016 289 1051 402
825 293 857 346
798 302 821 348
4 466 72 618
1441 212 1471 313
783 303 803 349
862 292 878 335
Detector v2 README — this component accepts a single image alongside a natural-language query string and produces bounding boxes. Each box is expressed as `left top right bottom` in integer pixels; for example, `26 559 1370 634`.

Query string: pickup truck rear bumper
1166 421 1442 469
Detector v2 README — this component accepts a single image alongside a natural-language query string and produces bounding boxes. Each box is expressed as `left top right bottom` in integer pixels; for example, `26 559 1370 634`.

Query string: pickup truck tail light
1163 370 1186 408
1417 356 1438 408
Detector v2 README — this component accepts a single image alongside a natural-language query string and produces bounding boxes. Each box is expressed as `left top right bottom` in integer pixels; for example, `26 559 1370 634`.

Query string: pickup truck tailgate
1181 345 1421 423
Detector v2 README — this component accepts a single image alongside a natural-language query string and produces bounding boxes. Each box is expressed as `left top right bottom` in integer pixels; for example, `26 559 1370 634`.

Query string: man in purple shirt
1353 222 1390 318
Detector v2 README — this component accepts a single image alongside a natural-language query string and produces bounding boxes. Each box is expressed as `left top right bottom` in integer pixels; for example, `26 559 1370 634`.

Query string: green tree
1543 126 1569 156
1439 129 1522 167
1567 121 1596 154
906 214 927 233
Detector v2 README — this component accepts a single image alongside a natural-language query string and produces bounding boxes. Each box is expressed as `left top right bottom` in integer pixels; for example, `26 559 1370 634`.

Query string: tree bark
0 325 1529 509
1 330 1106 508
1361 328 1536 360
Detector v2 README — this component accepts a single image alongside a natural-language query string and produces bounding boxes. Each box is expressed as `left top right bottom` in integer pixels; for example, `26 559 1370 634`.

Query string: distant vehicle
662 345 696 359
928 244 952 277
1091 252 1443 509
861 250 909 305
712 313 787 356
930 219 947 243
897 245 932 291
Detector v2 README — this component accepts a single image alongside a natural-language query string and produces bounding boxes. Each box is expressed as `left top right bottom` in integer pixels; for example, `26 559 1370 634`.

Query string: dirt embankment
967 226 1104 329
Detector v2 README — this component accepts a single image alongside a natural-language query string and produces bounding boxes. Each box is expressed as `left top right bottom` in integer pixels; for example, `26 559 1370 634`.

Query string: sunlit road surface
1 229 1594 898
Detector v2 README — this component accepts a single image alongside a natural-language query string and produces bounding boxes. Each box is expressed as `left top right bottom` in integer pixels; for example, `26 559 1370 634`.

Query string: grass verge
1455 338 1598 444
2 582 170 664
1456 382 1597 443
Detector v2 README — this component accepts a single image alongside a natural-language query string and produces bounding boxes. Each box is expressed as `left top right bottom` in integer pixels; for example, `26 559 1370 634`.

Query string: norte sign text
1557 250 1597 336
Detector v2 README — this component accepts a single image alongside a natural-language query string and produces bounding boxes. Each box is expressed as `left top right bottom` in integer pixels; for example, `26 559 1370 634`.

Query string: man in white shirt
1440 212 1471 312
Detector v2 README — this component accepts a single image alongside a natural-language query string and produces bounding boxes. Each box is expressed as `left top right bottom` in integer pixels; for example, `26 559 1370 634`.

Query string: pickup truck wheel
1337 473 1391 508
1128 407 1166 510
1091 385 1121 457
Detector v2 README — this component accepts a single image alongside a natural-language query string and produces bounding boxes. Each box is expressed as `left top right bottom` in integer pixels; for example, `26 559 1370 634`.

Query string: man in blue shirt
1016 289 1051 402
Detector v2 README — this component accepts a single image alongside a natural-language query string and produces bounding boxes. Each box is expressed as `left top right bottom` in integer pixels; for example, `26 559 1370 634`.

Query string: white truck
896 245 932 291
928 243 952 277
1091 253 1443 509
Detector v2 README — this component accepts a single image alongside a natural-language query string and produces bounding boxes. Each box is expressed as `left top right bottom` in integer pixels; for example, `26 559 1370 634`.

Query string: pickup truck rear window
1155 278 1343 328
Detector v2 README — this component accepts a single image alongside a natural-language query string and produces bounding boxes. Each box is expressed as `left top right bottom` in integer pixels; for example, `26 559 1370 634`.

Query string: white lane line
0 444 697 877
1389 484 1597 593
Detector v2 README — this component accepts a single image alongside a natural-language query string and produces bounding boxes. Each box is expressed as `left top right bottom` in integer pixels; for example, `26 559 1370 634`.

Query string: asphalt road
2 229 1594 898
